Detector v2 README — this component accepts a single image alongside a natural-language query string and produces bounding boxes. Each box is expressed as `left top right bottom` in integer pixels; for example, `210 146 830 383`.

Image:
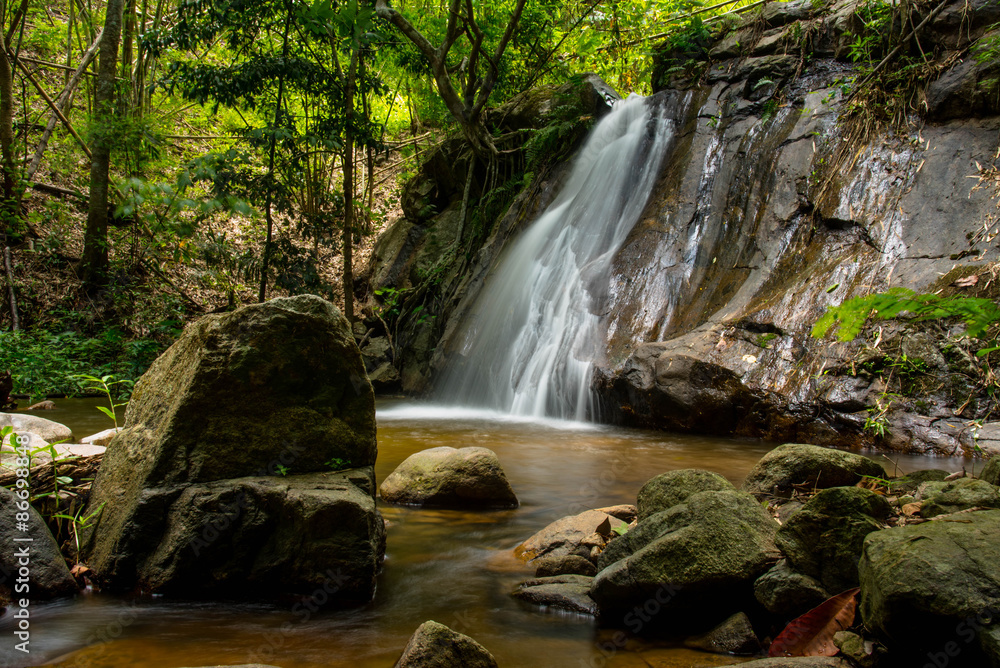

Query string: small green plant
325 457 351 471
53 502 106 565
611 522 629 537
756 333 778 348
74 374 135 428
275 464 290 476
864 394 893 438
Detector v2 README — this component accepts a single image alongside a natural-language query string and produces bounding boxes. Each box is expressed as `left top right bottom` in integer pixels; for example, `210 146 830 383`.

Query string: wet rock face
859 510 1000 666
83 296 384 602
380 446 518 509
514 509 626 563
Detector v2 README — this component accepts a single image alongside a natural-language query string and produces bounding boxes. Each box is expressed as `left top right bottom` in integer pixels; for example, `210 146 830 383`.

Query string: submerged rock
590 489 779 627
732 659 853 667
395 620 498 668
741 444 885 499
380 446 518 509
776 486 892 592
637 468 735 520
0 488 77 600
82 296 384 602
859 509 1000 666
514 574 598 616
515 509 625 563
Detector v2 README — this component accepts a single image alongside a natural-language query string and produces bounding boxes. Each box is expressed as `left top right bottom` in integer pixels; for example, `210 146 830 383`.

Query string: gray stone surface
0 488 77 601
0 413 73 443
683 611 760 655
514 574 598 616
917 478 1000 518
754 559 829 617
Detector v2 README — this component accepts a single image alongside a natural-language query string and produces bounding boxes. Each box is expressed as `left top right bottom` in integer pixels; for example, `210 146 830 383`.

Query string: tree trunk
257 2 293 303
342 49 359 324
82 0 125 288
0 29 17 206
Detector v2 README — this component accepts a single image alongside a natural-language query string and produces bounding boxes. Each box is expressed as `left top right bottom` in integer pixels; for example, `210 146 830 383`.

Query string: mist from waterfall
437 94 674 421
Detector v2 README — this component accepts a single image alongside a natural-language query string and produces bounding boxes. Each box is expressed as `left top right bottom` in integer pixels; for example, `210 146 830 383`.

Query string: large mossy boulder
636 469 735 520
741 444 885 499
380 446 518 509
0 488 77 601
590 490 779 627
859 509 1000 666
83 296 384 602
776 486 891 592
394 620 498 668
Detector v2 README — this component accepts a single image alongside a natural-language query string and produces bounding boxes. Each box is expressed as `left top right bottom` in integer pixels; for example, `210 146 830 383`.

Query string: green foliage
73 374 135 428
0 330 161 401
812 287 1000 346
325 457 350 471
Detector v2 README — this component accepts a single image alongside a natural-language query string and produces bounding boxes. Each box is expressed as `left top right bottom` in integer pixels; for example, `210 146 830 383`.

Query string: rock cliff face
366 0 1000 454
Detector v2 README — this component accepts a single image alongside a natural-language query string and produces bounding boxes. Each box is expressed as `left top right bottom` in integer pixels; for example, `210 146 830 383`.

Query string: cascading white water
438 94 675 421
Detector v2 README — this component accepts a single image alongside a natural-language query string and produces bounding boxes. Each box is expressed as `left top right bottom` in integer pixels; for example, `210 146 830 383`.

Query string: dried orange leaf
769 587 860 657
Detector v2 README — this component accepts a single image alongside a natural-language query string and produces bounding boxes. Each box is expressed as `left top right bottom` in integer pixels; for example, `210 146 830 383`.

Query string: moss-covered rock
590 490 779 627
637 469 735 521
380 446 518 509
395 620 498 668
754 559 829 617
82 296 383 601
776 486 891 591
741 444 885 499
980 456 1000 487
918 478 1000 518
859 510 1000 666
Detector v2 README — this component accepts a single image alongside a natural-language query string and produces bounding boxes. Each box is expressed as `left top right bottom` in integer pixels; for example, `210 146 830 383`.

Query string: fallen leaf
901 502 922 517
769 588 860 657
954 275 979 288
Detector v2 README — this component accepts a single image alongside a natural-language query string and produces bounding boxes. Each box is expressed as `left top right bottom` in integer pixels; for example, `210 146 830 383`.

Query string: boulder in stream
82 295 384 602
514 574 598 616
741 444 886 499
590 489 779 628
395 620 499 668
859 509 1000 666
0 412 73 443
514 509 626 563
917 477 1000 517
776 486 892 592
380 446 518 509
637 468 735 520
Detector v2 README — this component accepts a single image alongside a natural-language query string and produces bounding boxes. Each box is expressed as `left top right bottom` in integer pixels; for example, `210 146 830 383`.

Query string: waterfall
438 94 674 421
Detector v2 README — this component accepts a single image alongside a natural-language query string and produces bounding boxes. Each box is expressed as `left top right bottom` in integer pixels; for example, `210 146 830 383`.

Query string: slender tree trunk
257 3 292 303
0 29 17 205
342 49 359 324
82 0 125 288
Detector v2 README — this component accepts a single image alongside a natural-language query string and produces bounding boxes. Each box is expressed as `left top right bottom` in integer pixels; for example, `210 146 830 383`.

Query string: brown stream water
1 399 968 668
